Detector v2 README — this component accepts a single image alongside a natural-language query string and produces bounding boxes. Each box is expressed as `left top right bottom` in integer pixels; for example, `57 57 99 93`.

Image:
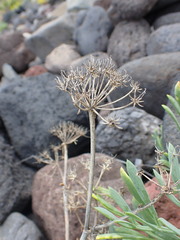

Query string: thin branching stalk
80 110 96 240
62 143 70 240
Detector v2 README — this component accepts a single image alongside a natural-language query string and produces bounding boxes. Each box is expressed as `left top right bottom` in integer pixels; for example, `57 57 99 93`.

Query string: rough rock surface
25 12 77 60
32 153 129 240
163 73 180 148
0 73 89 166
152 0 179 11
45 44 81 73
0 212 43 240
146 23 180 55
96 107 161 165
153 12 180 29
107 20 150 67
0 134 34 223
0 32 35 76
145 178 180 228
112 52 180 119
74 6 113 55
106 0 158 24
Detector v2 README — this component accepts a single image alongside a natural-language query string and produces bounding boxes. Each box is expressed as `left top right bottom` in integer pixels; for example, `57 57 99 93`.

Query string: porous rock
0 212 43 240
32 153 128 240
107 20 150 67
71 52 115 68
111 52 180 119
0 134 34 223
145 178 180 228
0 73 89 167
152 0 179 11
106 0 158 24
146 23 180 55
45 44 81 73
0 32 35 76
25 12 77 61
74 6 113 55
96 107 161 165
153 12 180 29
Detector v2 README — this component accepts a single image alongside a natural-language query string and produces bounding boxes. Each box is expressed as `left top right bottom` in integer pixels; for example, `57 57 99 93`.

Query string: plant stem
80 110 96 240
62 144 70 240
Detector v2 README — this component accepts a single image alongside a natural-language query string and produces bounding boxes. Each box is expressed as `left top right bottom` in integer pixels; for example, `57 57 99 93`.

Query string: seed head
50 121 87 146
56 56 145 126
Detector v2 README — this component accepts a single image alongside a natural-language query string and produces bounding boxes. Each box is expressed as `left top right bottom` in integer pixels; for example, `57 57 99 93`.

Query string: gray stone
0 135 34 223
1 64 18 88
96 108 161 165
45 44 81 73
25 12 77 61
111 52 180 119
153 0 179 11
0 73 89 167
71 51 115 68
147 23 180 55
107 20 150 67
74 6 113 55
0 212 43 240
153 12 180 29
67 0 95 11
107 0 158 24
163 73 180 147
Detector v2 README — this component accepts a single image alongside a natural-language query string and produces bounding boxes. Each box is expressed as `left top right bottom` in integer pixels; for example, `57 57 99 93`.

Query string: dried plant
36 121 87 240
56 56 145 240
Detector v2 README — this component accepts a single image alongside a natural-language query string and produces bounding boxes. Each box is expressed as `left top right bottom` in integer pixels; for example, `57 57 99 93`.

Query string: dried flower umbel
56 56 145 240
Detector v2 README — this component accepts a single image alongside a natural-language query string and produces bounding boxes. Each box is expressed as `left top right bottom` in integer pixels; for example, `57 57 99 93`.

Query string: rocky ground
0 0 180 239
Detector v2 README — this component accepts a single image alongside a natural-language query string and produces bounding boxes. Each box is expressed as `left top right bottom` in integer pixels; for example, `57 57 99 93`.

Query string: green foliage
93 156 180 239
162 81 180 131
0 0 23 12
93 83 180 239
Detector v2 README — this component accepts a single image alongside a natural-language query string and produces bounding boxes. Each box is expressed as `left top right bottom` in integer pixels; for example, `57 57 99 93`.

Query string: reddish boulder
145 178 180 228
32 153 128 240
24 65 47 77
0 32 35 76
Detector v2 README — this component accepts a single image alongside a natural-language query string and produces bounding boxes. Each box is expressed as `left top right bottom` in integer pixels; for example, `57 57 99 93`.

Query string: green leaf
108 187 131 212
96 233 123 239
96 233 153 239
167 143 180 186
167 194 180 207
153 169 165 186
126 161 158 223
92 194 124 217
159 218 180 236
94 186 110 196
167 95 180 115
120 167 143 203
94 207 118 221
162 105 180 131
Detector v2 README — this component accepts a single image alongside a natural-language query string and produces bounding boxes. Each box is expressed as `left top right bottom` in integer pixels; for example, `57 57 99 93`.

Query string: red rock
32 153 129 240
24 65 47 77
0 32 35 76
145 178 180 228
